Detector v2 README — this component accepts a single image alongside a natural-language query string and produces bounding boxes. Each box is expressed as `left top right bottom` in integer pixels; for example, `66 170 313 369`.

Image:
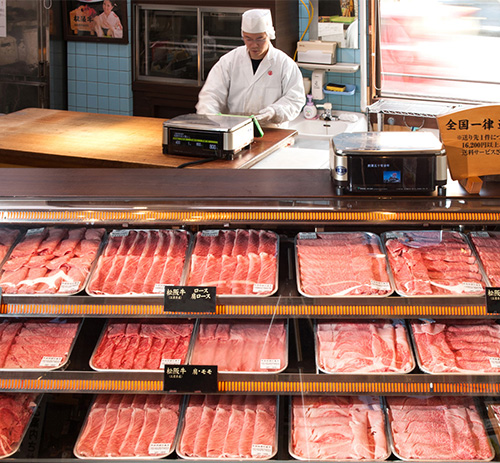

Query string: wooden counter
0 108 296 169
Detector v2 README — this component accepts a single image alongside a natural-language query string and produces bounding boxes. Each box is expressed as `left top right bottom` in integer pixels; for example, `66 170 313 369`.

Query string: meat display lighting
0 209 499 224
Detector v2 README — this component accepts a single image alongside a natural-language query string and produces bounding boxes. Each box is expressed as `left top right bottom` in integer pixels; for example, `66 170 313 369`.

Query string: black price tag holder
486 287 500 314
164 365 218 393
164 286 216 313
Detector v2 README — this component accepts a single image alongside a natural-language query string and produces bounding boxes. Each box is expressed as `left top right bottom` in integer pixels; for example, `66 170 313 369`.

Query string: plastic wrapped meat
291 396 388 461
469 232 500 286
0 318 80 370
90 319 194 370
316 320 414 373
0 229 20 264
384 230 485 296
411 319 500 373
386 396 493 461
0 393 38 458
0 227 105 295
74 394 181 458
178 395 277 459
186 229 278 296
190 319 287 372
296 232 392 296
86 229 189 296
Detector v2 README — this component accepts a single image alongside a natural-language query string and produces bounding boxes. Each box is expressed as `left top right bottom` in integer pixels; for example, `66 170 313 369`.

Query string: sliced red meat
9 229 47 258
118 407 145 456
104 406 133 457
178 396 205 457
129 231 159 293
113 231 149 294
141 231 172 293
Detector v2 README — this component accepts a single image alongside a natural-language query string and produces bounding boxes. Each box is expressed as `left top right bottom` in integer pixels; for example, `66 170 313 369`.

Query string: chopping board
0 108 297 169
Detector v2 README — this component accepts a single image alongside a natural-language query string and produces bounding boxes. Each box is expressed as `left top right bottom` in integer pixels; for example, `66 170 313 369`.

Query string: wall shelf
297 62 360 73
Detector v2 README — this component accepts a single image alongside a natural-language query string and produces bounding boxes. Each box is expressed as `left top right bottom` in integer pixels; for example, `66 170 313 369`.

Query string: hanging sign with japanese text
164 365 218 393
164 286 216 313
486 287 500 314
436 105 500 180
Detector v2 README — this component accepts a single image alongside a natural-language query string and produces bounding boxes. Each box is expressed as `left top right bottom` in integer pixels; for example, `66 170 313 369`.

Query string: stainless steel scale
330 131 448 196
162 114 254 160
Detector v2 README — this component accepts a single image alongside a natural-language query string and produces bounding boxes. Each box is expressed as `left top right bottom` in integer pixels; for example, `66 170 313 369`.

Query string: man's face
242 32 270 60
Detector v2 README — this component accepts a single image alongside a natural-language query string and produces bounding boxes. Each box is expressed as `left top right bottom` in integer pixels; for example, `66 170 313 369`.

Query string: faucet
316 102 337 121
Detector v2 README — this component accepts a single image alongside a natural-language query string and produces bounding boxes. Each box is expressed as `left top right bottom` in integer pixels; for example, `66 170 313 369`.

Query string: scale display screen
348 155 436 192
167 128 225 158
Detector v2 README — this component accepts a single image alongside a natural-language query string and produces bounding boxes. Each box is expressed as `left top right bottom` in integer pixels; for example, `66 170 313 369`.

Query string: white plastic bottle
303 94 317 120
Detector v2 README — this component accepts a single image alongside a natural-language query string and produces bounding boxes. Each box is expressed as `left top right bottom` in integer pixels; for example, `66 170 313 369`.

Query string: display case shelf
0 296 490 318
1 372 499 396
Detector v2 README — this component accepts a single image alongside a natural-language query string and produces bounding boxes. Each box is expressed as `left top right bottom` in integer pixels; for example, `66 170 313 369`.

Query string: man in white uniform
196 9 305 127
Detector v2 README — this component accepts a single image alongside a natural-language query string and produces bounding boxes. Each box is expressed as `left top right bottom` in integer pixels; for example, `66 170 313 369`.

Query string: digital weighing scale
162 114 254 160
330 131 447 196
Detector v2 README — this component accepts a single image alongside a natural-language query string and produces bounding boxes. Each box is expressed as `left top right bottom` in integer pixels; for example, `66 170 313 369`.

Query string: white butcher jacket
196 44 305 126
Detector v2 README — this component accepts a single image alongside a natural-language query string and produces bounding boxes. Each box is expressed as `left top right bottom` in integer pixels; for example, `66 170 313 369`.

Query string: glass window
137 8 198 83
376 0 500 104
202 12 243 80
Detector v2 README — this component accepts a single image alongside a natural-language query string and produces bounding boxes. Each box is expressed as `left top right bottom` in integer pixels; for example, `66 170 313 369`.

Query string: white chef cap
241 9 275 40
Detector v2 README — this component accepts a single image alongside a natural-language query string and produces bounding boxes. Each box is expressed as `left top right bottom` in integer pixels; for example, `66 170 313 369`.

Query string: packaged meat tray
315 319 415 374
185 229 279 297
190 319 288 373
385 396 494 461
290 395 389 461
295 232 393 297
410 319 500 374
0 393 40 459
90 319 195 371
86 229 191 296
383 230 487 297
177 395 278 460
0 318 81 371
468 231 500 287
74 393 183 459
0 226 105 295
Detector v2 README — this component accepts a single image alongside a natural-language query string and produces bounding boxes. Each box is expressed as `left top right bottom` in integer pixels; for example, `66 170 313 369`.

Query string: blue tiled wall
67 0 132 115
298 1 361 112
65 0 361 115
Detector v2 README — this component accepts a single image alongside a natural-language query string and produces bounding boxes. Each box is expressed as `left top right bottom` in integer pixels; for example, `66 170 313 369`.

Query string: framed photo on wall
63 0 128 44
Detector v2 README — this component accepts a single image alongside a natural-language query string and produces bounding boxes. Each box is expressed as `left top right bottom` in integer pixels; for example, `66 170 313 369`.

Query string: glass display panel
201 11 244 80
137 8 198 82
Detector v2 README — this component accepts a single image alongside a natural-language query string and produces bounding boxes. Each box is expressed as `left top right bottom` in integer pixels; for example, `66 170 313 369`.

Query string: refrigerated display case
0 167 500 461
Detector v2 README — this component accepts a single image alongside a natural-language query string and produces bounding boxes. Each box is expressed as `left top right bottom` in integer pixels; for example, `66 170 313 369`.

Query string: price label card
110 229 130 237
40 356 63 367
486 287 500 314
148 443 171 455
164 365 218 393
298 232 317 240
164 286 216 313
489 357 500 369
26 228 45 236
251 444 273 457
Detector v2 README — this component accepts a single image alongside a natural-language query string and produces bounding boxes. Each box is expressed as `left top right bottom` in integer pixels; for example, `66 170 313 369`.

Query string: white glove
256 106 276 125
